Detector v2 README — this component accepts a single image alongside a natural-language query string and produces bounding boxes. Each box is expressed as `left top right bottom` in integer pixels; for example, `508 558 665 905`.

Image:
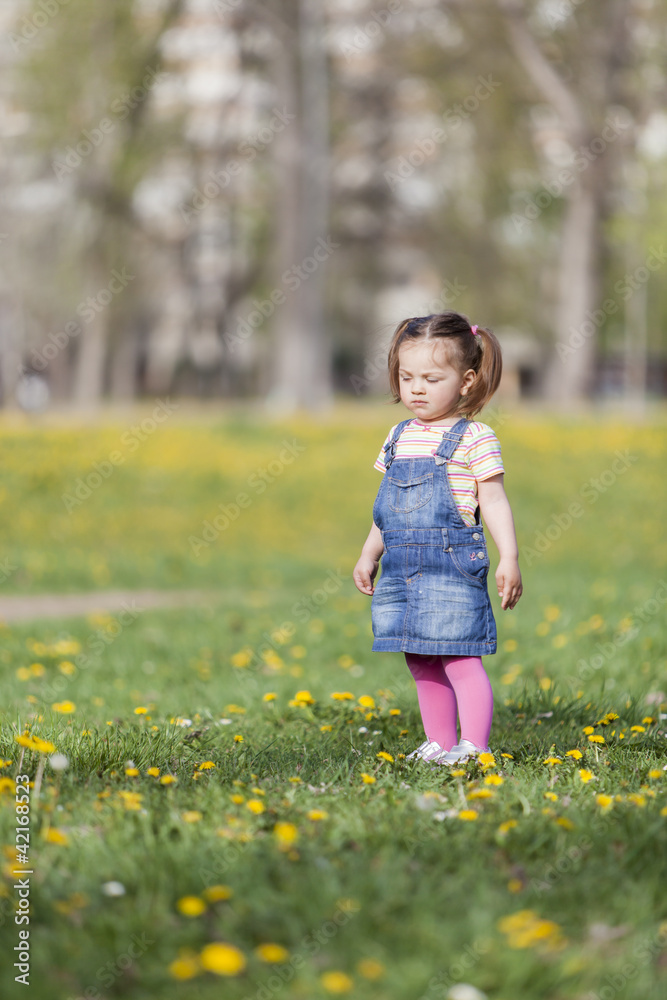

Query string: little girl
353 311 522 765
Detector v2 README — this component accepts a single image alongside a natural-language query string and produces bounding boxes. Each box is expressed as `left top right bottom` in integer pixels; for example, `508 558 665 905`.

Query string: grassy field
0 401 666 1000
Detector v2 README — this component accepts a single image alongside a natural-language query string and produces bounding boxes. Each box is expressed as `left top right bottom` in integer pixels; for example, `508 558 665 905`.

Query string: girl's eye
426 378 439 383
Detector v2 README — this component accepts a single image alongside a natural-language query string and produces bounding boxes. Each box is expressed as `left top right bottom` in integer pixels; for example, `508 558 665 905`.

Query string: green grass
0 402 666 1000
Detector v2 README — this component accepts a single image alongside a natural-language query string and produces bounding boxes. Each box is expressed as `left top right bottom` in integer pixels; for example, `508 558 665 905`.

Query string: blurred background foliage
1 0 666 413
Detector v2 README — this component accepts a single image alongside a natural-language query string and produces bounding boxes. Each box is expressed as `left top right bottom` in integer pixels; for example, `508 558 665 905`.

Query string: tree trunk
72 240 110 406
0 297 22 410
543 173 601 403
265 0 333 414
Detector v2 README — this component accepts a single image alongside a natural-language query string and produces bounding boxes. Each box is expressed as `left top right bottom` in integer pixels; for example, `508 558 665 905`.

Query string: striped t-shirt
374 419 504 526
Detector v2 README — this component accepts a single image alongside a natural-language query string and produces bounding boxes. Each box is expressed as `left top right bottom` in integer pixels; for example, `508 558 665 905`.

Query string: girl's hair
386 311 502 418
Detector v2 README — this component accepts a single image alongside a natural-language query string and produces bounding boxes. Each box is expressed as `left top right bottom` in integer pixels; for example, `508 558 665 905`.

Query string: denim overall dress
371 417 497 655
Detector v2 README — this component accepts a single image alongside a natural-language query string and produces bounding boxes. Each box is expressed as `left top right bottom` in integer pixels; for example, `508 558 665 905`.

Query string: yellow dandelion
168 952 200 980
630 725 645 733
376 752 393 762
484 774 504 786
565 749 583 759
357 958 385 980
177 896 206 917
360 773 375 784
160 775 177 785
544 792 558 802
199 942 246 976
468 789 494 800
583 726 595 735
648 769 663 780
543 757 562 766
118 791 143 811
320 725 333 732
255 943 289 963
450 769 467 777
198 761 216 771
478 752 496 767
596 794 613 809
230 794 245 805
51 701 76 713
628 794 646 807
331 692 354 701
133 707 148 715
246 800 265 815
501 753 514 759
273 822 299 847
578 769 595 783
307 810 328 821
320 970 354 993
588 735 605 744
389 708 401 716
642 716 655 725
358 695 375 709
44 828 69 845
202 885 233 902
498 819 518 834
294 690 315 705
555 817 575 830
124 767 139 777
181 811 203 823
146 767 160 777
262 693 277 702
15 734 56 754
458 810 479 821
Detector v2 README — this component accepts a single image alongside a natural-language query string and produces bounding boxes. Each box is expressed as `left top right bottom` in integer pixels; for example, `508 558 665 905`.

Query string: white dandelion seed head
48 753 69 771
101 881 126 897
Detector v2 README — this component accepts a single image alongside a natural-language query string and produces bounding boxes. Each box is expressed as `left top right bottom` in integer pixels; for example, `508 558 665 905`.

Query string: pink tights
405 653 494 750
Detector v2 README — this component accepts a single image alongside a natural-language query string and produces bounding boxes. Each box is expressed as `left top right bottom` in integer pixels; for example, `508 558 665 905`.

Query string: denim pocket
388 473 433 513
448 540 490 585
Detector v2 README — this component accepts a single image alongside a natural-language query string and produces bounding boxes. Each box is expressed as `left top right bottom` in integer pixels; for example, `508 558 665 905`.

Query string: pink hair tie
470 324 479 336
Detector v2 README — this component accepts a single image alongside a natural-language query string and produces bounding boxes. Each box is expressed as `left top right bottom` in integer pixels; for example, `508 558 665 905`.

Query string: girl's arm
476 473 523 610
353 522 384 595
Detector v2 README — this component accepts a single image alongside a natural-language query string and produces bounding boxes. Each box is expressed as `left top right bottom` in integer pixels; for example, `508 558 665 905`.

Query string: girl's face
397 339 475 424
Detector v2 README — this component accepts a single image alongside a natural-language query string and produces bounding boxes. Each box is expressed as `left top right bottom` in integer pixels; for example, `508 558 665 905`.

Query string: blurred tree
496 0 639 403
17 0 184 405
259 0 333 412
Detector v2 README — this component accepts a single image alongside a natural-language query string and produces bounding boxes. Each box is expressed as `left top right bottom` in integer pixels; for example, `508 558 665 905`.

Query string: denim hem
372 640 497 655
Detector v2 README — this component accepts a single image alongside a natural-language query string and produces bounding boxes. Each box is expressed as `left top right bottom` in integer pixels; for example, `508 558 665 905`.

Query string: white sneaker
406 739 443 761
428 738 490 766
419 740 447 762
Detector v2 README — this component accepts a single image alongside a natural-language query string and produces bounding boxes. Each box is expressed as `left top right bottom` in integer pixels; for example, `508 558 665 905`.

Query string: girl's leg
405 653 458 750
441 655 494 749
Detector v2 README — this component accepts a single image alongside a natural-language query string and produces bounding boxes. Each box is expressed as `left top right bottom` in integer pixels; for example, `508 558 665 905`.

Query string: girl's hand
353 554 379 596
495 557 522 610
